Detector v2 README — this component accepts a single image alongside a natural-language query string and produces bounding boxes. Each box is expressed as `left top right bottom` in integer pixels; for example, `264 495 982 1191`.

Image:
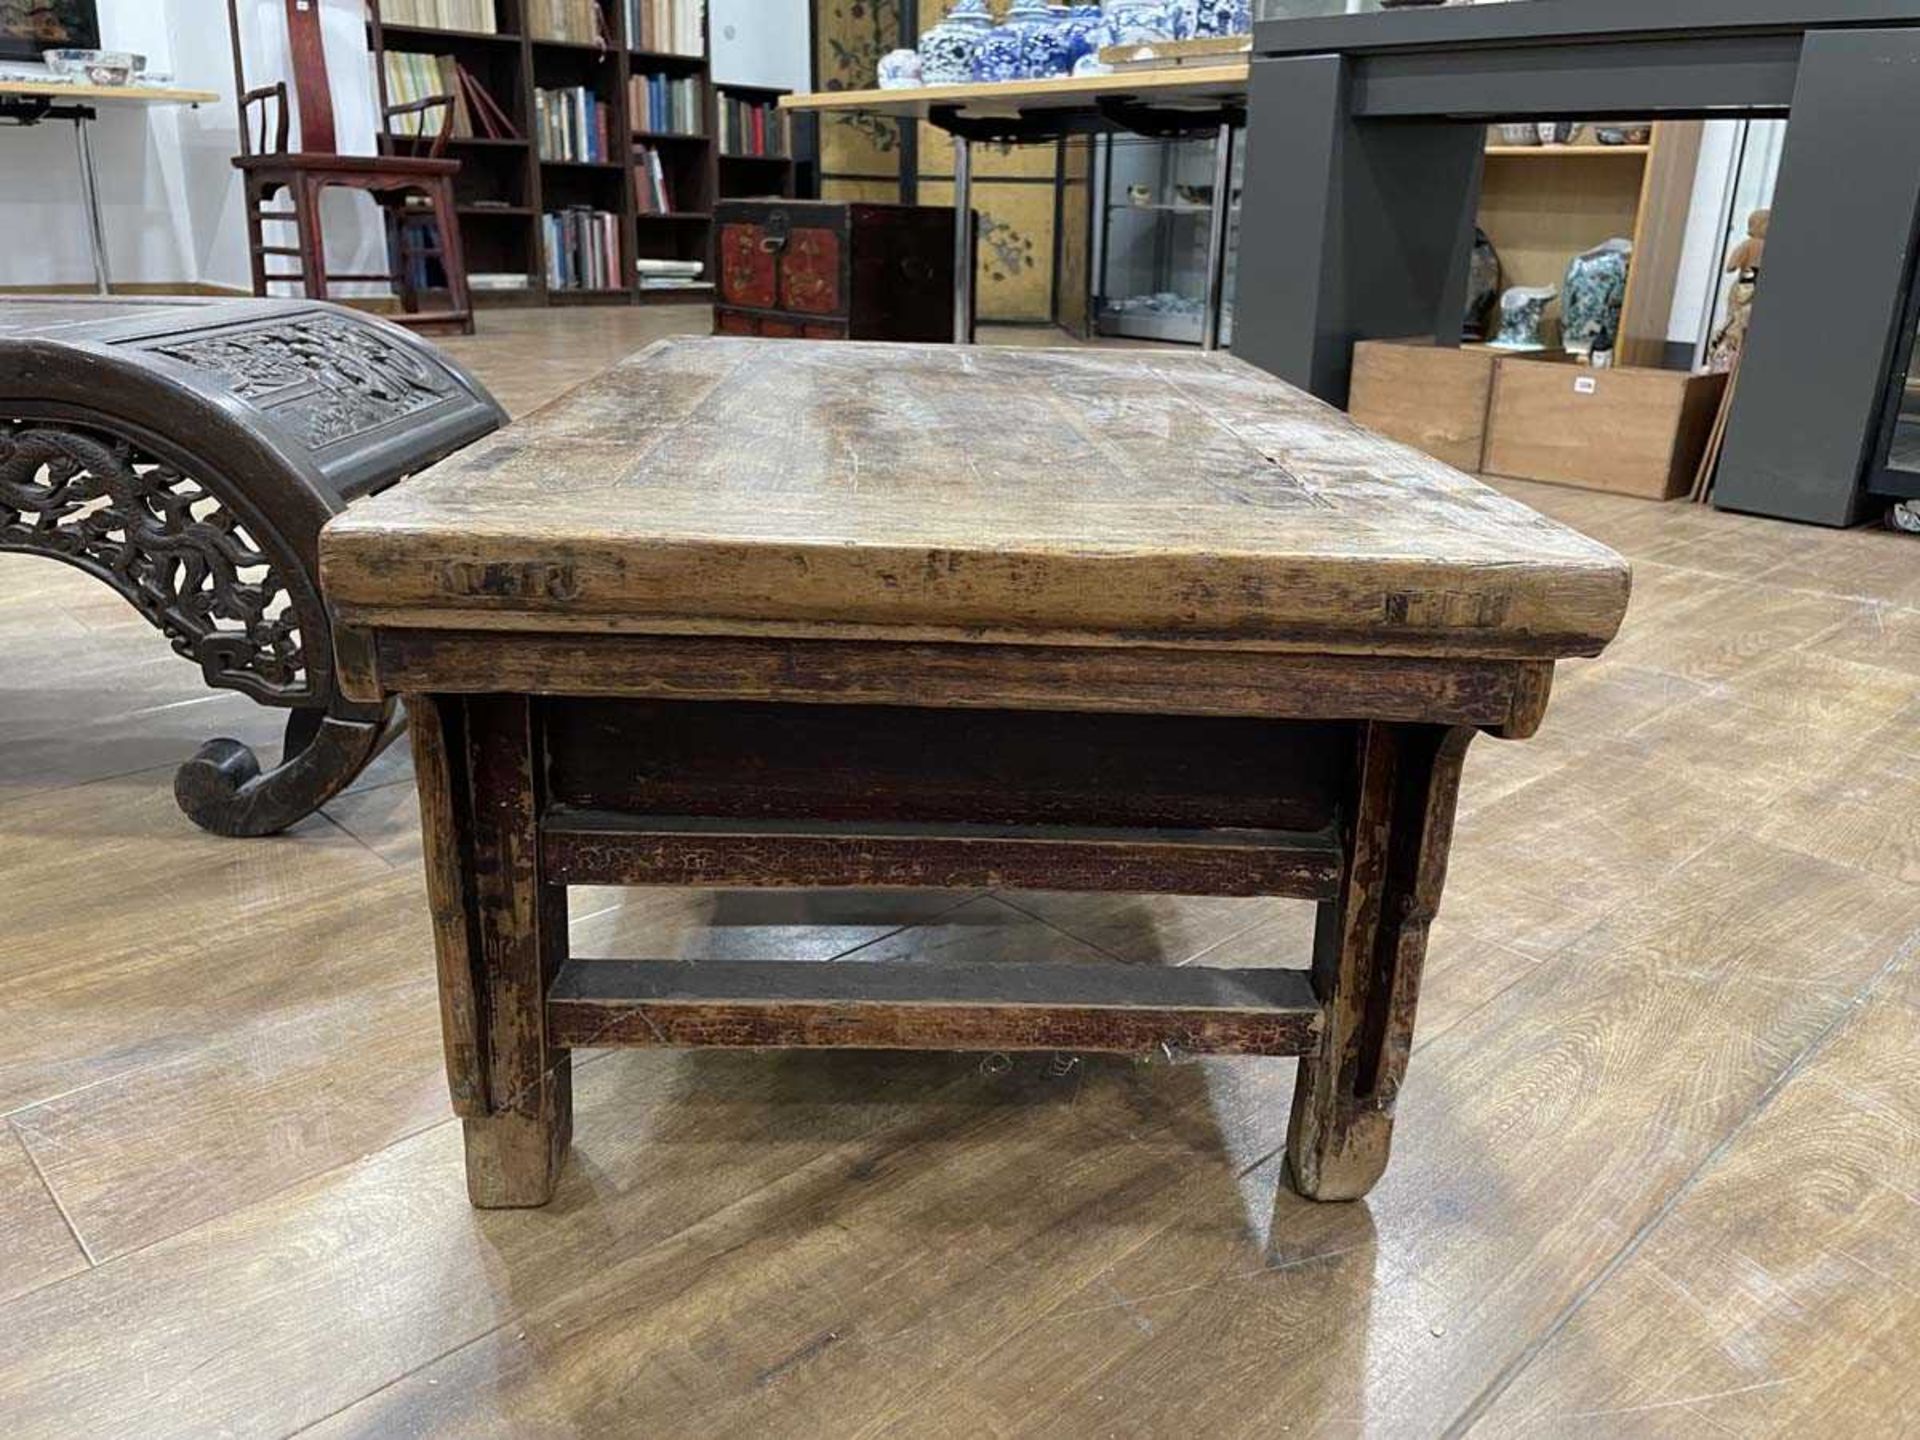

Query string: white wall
0 0 195 288
711 0 810 92
0 0 387 293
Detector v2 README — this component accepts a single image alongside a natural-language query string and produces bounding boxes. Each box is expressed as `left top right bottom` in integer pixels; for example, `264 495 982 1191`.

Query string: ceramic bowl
45 50 142 86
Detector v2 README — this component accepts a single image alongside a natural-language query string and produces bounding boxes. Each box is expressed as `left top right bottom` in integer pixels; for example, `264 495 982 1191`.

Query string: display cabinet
1091 131 1243 348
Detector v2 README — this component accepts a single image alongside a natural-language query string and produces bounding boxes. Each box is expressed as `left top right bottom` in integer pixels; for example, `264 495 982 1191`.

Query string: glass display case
1869 252 1920 527
1091 131 1244 347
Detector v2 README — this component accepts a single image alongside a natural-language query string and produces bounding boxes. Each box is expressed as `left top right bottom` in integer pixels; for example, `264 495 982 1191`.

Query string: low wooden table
320 338 1630 1208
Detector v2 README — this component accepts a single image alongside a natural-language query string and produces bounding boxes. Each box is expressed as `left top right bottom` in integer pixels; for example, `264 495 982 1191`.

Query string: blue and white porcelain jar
876 48 924 88
1003 0 1071 80
1058 4 1105 70
1103 0 1176 44
970 23 1026 82
920 0 994 85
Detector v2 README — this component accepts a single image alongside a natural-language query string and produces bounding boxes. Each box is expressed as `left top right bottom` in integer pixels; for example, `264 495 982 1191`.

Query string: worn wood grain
1476 956 1920 1436
405 694 488 1118
321 339 1630 659
457 695 570 1207
547 959 1322 1055
1288 723 1476 1200
5 311 1920 1436
543 810 1345 900
354 627 1542 725
0 1128 86 1304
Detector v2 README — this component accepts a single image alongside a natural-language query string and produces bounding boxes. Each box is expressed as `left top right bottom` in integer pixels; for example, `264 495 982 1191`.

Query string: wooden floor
3 307 1918 1437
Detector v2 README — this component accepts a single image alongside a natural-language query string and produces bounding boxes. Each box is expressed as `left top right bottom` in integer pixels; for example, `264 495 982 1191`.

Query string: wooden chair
226 0 474 334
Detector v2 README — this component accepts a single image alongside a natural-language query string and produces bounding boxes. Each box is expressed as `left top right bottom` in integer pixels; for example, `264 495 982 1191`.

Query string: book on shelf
717 91 786 157
636 257 706 291
630 71 702 135
632 146 676 213
544 207 621 291
470 272 534 291
624 0 704 56
383 53 518 140
535 85 612 162
378 0 498 32
526 0 607 45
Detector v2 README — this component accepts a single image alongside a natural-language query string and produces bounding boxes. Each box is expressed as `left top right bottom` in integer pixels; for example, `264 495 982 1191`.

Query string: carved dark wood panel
140 313 459 451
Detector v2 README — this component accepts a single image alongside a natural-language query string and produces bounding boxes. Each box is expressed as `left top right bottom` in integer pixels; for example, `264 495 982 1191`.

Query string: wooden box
713 199 957 342
1349 339 1499 473
1485 357 1728 500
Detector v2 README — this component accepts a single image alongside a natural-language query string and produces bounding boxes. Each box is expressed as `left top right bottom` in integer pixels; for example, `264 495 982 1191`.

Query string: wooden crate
1349 339 1499 473
1485 356 1728 500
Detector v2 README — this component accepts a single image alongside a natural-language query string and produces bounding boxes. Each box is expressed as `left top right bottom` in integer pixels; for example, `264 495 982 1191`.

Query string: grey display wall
1238 0 1920 528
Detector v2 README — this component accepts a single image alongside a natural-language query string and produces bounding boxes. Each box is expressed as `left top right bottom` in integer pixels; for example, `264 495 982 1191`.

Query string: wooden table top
321 338 1630 659
779 64 1248 122
0 80 219 106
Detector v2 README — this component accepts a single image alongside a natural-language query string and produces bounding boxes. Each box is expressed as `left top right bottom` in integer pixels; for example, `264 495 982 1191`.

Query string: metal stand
953 136 974 344
72 111 111 296
1200 121 1236 353
929 98 1242 352
1 99 112 295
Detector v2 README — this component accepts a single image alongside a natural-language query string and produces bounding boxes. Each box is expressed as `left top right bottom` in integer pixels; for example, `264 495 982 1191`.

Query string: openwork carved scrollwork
0 422 319 705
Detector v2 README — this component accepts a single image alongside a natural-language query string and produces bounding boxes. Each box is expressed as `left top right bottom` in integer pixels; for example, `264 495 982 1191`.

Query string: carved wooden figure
1 296 505 835
320 338 1631 1207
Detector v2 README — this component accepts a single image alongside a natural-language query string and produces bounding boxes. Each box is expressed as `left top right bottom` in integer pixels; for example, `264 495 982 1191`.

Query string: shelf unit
366 1 721 307
714 81 795 203
1476 122 1703 366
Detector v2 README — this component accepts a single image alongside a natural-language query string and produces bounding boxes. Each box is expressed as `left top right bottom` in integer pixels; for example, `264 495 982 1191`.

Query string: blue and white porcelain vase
1177 0 1251 37
1103 0 1176 45
1562 238 1632 357
920 0 993 85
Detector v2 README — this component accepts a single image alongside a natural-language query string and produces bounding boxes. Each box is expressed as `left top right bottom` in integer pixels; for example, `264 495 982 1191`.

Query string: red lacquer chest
713 200 961 342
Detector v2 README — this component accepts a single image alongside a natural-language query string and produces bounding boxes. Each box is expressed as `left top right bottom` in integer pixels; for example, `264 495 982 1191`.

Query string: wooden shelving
367 0 724 308
1476 122 1703 367
714 80 794 204
1485 144 1651 158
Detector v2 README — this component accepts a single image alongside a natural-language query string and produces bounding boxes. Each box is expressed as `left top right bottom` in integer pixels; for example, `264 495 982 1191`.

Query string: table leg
1287 722 1476 1201
1200 120 1235 353
72 114 111 297
953 136 974 344
411 692 573 1207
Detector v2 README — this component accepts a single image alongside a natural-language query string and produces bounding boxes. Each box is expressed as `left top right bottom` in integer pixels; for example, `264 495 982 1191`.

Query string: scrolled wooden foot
174 703 403 838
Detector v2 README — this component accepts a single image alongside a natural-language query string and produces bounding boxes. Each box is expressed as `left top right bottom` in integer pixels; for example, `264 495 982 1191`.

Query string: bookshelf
367 0 724 307
715 81 795 203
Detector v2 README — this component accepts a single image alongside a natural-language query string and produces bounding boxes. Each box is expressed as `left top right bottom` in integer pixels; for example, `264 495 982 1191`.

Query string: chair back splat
228 0 339 156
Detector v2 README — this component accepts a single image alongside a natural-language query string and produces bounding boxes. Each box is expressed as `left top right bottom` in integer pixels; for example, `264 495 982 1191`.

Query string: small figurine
1709 209 1769 373
1490 286 1557 351
1727 208 1769 277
